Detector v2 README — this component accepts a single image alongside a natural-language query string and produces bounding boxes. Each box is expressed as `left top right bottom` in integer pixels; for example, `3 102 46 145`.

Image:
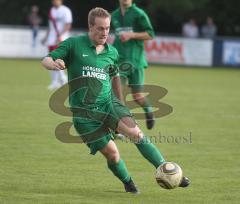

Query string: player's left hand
55 59 66 70
119 32 134 42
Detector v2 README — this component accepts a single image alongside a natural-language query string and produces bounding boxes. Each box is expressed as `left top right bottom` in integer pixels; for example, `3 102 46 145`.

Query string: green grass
0 59 239 204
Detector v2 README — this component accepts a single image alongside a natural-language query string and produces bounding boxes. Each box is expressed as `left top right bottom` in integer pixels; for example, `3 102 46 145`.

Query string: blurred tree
204 0 240 36
0 0 50 25
142 0 209 34
0 0 118 29
143 0 240 36
0 0 239 36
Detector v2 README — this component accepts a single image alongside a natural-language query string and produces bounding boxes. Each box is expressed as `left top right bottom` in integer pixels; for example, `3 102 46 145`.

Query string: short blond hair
88 7 111 27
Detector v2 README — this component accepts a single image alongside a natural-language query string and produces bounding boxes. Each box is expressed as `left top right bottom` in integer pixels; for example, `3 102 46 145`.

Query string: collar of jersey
85 33 109 52
127 3 136 11
121 3 136 14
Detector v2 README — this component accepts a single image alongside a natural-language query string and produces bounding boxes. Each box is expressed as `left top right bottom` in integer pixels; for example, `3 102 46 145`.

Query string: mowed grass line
0 59 239 204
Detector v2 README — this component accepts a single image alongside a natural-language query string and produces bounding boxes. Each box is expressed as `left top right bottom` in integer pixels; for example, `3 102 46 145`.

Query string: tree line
0 0 239 36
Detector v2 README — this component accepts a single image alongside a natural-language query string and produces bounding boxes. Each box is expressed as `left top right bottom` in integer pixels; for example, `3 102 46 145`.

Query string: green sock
135 136 165 168
143 106 153 113
107 159 131 184
143 99 153 113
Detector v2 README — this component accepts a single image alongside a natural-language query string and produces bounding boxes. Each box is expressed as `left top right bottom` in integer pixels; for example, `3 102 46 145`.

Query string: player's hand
57 36 63 45
119 32 134 42
53 59 66 70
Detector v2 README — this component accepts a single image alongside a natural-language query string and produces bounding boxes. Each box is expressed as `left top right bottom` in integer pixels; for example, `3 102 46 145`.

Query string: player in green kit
112 0 155 129
42 7 189 194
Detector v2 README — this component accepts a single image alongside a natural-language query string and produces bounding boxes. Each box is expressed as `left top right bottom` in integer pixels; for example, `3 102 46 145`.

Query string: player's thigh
106 97 132 131
131 92 146 101
99 140 120 163
119 61 134 83
87 133 114 155
128 68 145 93
116 116 143 142
73 117 114 155
73 116 109 143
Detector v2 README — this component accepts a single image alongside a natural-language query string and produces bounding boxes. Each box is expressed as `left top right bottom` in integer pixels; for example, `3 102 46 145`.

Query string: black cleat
179 176 190 188
124 179 140 194
145 112 155 129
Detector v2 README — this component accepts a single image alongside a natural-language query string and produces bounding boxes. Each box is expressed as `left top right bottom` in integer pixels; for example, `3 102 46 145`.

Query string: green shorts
86 133 113 155
120 66 145 93
72 96 132 155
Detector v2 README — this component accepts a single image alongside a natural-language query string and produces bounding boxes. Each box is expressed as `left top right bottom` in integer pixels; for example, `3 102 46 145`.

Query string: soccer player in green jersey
112 0 155 129
42 7 189 194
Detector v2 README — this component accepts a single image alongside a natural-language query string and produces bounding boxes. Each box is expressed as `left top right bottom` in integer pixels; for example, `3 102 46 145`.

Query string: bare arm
41 57 66 70
56 23 72 43
60 23 72 36
120 31 153 42
112 75 124 103
131 31 153 40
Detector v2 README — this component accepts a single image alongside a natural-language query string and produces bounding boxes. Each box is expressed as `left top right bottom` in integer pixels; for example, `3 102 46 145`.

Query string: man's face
89 17 110 45
52 0 63 7
119 0 132 7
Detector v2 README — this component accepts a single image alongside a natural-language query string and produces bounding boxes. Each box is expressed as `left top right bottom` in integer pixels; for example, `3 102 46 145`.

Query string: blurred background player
42 0 72 90
111 0 155 130
28 5 42 48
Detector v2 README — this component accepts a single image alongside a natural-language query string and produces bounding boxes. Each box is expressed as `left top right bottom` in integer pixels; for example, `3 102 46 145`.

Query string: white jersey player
42 0 72 90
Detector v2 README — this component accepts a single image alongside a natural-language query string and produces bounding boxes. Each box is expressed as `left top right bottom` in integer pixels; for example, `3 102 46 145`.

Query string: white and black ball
155 162 183 189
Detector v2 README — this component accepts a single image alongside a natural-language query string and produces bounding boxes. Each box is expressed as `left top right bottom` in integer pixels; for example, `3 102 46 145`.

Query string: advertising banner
145 37 213 66
0 28 213 67
0 28 48 58
223 41 240 66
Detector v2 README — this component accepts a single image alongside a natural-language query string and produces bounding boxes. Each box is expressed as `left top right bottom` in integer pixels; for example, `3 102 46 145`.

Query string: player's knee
106 150 120 163
127 128 144 142
132 92 143 101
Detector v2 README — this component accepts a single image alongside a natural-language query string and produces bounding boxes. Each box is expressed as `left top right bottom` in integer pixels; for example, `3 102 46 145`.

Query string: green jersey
48 34 119 108
111 3 154 69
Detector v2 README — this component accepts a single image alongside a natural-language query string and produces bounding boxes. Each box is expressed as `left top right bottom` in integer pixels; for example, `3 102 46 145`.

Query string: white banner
0 27 213 66
145 36 213 66
0 28 48 58
0 27 81 59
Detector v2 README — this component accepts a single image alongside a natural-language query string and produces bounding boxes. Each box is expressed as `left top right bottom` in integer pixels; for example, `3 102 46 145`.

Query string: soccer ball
155 162 183 189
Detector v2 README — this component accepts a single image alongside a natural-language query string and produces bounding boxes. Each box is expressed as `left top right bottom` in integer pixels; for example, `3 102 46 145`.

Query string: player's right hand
53 59 66 70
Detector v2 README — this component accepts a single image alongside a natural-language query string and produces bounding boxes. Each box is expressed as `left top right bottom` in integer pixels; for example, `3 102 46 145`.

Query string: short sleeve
64 8 73 24
109 65 119 77
109 50 120 77
138 11 155 37
48 38 72 63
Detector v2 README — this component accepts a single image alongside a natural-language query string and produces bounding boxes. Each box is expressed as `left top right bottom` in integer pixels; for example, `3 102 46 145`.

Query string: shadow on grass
104 190 126 194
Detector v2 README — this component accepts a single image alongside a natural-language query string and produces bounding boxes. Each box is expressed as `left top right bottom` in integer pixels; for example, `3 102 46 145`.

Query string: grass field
0 59 239 204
